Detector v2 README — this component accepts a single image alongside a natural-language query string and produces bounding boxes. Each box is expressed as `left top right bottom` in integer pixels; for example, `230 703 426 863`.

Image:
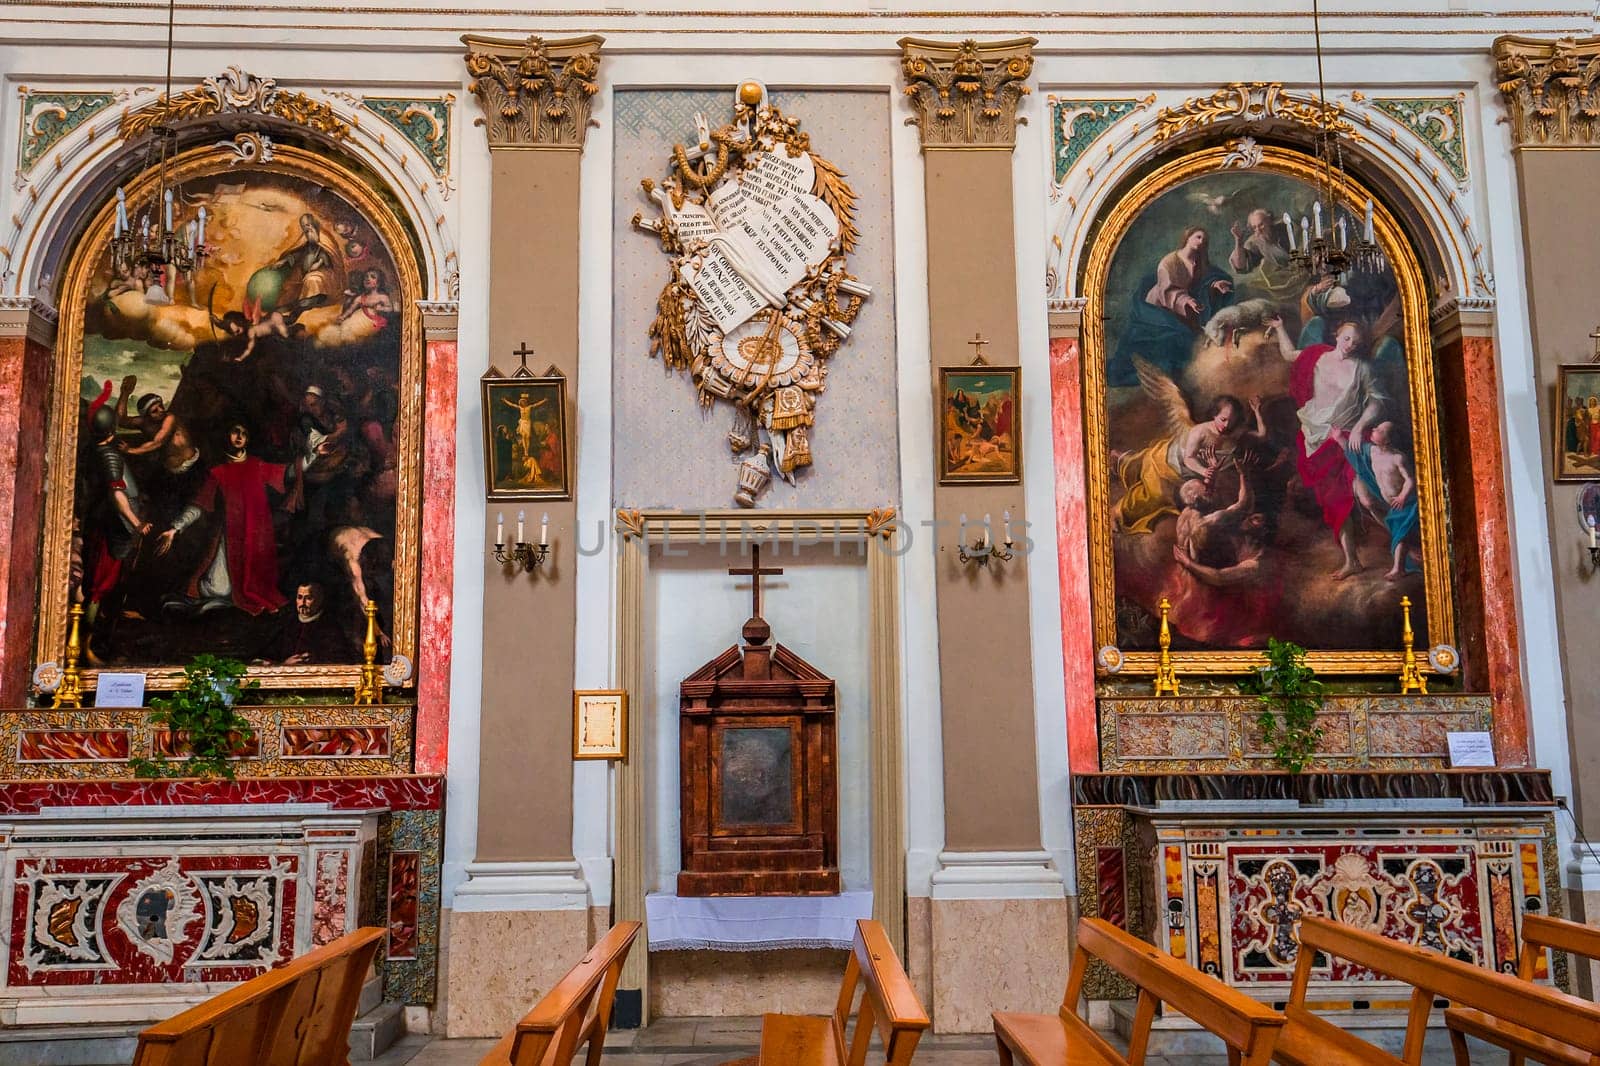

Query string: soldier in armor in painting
82 399 152 660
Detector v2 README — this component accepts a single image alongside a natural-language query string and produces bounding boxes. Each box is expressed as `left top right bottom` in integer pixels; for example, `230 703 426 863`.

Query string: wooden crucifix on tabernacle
728 544 783 622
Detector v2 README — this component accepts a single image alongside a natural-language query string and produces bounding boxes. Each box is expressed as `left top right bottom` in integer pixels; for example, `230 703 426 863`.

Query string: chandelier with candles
1286 0 1384 280
108 0 207 277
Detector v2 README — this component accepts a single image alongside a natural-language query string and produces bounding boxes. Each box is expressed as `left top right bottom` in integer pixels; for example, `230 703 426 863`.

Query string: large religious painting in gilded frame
37 144 423 690
1083 144 1453 675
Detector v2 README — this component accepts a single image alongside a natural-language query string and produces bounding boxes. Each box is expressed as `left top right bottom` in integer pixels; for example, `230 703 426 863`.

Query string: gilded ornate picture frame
1081 144 1455 675
37 143 424 691
573 689 628 761
481 367 570 501
938 365 1023 484
1553 364 1600 482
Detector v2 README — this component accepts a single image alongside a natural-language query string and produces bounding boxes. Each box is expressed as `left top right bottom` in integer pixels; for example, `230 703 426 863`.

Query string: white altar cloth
645 890 873 951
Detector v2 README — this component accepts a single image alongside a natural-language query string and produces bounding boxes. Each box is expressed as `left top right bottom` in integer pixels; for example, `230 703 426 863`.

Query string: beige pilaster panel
901 37 1043 853
1495 35 1600 843
461 33 600 866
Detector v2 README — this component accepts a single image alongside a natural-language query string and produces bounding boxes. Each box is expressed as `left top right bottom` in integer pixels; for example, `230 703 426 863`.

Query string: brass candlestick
1153 597 1180 697
352 600 383 706
52 603 85 709
1398 595 1427 695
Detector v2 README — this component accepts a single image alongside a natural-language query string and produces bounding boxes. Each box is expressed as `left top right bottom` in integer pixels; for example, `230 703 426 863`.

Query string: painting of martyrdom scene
939 367 1021 484
1099 165 1433 655
482 375 570 500
1554 365 1600 481
72 163 406 670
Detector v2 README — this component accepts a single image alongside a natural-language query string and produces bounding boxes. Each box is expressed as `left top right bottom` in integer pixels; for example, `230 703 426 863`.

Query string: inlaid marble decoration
611 89 900 510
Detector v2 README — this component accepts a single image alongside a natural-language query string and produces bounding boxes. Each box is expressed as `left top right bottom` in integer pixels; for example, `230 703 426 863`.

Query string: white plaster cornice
929 850 1066 901
449 860 590 912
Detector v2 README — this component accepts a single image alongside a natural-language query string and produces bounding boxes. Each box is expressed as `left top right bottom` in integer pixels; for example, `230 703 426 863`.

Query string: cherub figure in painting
1112 357 1266 534
1343 420 1420 581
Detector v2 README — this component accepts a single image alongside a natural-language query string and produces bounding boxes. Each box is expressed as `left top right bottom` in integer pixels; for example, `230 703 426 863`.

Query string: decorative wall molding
1494 35 1600 148
362 96 453 179
1050 96 1155 182
13 89 123 184
899 37 1036 150
1154 81 1361 144
461 34 604 150
1368 94 1469 182
929 850 1066 901
119 67 350 142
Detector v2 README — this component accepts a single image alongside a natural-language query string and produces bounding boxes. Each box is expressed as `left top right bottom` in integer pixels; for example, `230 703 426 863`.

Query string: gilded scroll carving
899 37 1036 149
461 34 603 149
1155 82 1360 144
1494 35 1600 148
119 67 349 142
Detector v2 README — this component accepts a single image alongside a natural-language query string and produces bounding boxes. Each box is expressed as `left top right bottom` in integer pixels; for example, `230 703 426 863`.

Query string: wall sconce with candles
494 508 550 572
958 511 1014 568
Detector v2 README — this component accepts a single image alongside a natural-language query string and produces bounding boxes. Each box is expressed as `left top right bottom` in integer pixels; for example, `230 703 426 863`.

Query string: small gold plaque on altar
573 690 628 761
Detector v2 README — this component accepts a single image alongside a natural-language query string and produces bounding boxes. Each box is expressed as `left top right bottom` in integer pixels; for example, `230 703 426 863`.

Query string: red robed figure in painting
1290 341 1357 537
156 422 288 616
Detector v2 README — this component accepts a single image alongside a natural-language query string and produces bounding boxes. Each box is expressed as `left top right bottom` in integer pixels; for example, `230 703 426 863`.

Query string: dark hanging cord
1311 0 1336 222
1558 798 1600 873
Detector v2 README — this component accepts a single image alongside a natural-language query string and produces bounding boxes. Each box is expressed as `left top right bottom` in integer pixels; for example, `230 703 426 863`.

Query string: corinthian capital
461 33 604 149
1493 34 1600 148
899 37 1036 150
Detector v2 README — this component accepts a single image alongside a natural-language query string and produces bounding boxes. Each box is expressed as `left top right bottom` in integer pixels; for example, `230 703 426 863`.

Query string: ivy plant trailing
1240 638 1325 773
131 655 258 780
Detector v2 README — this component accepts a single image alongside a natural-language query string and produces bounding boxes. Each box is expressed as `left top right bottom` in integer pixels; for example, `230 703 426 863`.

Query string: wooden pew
1276 915 1600 1066
479 920 641 1066
749 918 929 1065
133 926 386 1066
1444 912 1600 1066
992 916 1285 1066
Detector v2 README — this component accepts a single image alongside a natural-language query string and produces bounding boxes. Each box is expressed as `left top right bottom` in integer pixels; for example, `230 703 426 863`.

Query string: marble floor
370 1016 1492 1064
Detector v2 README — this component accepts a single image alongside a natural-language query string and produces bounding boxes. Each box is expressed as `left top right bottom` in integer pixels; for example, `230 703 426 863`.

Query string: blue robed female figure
1109 225 1235 387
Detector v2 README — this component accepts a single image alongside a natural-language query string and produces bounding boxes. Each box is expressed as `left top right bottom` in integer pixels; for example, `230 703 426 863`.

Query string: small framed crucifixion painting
573 689 628 760
482 344 571 501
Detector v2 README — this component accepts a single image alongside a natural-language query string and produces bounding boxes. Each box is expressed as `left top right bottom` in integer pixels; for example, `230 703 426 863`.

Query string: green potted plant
1240 638 1325 773
132 654 258 780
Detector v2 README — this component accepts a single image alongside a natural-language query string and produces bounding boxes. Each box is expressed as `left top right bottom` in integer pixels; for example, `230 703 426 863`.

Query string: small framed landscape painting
1554 365 1600 481
939 365 1022 484
482 370 570 500
573 689 628 761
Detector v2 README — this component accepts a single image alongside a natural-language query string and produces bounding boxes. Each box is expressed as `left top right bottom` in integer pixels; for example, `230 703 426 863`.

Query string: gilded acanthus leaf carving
1493 35 1600 148
462 34 603 149
1154 82 1361 144
119 67 349 142
899 37 1036 149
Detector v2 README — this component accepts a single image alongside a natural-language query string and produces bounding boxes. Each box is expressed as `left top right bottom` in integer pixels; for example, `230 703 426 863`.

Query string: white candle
981 513 991 549
164 189 173 231
1337 217 1348 250
1363 200 1375 244
517 509 525 545
1313 201 1323 239
1282 211 1296 251
1003 509 1014 546
496 512 504 545
1301 216 1310 250
115 187 128 237
1589 517 1596 549
197 205 207 248
540 512 549 545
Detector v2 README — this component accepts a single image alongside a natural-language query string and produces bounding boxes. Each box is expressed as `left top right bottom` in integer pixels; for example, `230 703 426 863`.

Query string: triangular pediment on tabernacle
680 642 834 699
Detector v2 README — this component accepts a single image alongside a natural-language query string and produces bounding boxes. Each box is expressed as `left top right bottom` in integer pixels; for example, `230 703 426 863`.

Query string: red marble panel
1049 335 1098 772
0 774 443 814
280 726 391 759
416 337 457 776
7 853 299 987
0 333 52 707
311 850 350 946
151 729 261 759
387 850 420 959
1095 846 1126 929
17 729 130 762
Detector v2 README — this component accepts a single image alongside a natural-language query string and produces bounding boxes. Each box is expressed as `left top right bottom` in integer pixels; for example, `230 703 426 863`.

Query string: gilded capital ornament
1494 35 1600 148
461 33 603 150
899 37 1036 150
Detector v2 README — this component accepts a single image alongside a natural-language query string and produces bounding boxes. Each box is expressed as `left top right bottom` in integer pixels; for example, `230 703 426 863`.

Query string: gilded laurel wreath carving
119 67 350 142
633 83 870 508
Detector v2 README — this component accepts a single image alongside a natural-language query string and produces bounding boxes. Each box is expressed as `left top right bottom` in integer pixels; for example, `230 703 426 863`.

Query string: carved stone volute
899 37 1036 150
1494 35 1600 148
461 34 604 150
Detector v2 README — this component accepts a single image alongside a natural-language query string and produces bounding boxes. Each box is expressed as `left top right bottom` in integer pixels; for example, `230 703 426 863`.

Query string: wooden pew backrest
1519 913 1600 980
834 919 930 1066
1294 916 1600 1061
133 926 386 1066
484 920 642 1066
1066 917 1285 1066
